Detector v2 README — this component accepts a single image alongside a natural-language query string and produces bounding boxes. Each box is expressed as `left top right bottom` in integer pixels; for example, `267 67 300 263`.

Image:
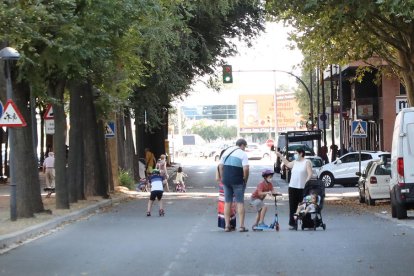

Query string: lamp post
0 47 20 221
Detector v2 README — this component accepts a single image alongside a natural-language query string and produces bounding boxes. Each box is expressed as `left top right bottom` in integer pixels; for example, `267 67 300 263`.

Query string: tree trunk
67 81 85 202
14 80 43 217
97 120 109 197
116 112 126 169
106 113 118 190
48 80 69 209
82 81 106 197
397 50 414 106
124 111 136 178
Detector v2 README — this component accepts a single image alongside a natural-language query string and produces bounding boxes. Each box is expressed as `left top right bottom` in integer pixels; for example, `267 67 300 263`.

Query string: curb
0 195 129 252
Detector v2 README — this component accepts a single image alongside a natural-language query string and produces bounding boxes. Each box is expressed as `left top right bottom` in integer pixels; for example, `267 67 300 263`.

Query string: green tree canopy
266 0 414 104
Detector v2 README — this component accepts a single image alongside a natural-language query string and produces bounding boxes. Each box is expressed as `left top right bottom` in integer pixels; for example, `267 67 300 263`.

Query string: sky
179 22 304 106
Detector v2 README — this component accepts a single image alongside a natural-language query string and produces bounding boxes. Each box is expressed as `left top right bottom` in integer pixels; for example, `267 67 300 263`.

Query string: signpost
44 104 54 134
352 120 368 174
105 121 115 138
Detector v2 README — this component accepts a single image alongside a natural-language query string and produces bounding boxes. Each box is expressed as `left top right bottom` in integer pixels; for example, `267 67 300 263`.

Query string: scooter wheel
275 224 280 231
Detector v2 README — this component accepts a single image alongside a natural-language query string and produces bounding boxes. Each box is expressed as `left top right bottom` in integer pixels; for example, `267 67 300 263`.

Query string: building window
400 83 406 95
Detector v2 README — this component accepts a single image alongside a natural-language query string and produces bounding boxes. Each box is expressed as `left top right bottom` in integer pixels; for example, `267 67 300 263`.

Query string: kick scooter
252 193 282 232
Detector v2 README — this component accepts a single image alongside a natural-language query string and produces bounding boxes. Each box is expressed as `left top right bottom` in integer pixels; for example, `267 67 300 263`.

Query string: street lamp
0 46 20 221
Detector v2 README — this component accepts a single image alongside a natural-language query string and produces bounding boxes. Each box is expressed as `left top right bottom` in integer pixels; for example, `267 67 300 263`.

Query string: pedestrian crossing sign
0 99 27 127
105 121 115 138
352 120 367 138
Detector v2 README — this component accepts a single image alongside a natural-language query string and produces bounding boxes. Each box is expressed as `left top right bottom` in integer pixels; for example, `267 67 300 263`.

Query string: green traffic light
223 65 233 83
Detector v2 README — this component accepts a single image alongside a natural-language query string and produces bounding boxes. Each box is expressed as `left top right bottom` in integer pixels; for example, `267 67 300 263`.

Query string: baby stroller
294 179 326 231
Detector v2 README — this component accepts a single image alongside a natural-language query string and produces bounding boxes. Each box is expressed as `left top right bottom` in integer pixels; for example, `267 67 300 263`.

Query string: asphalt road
1 157 414 275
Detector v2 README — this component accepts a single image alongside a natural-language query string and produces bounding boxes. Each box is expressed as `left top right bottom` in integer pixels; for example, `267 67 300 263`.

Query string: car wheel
263 153 269 159
365 189 375 206
320 173 335 188
274 163 280 174
390 189 397 218
395 191 407 219
281 167 286 179
359 188 365 203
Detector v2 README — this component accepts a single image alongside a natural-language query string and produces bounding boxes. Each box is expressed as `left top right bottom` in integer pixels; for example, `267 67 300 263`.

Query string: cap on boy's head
236 138 247 147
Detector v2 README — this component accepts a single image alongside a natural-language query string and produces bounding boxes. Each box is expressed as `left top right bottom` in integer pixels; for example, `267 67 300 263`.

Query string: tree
266 0 414 105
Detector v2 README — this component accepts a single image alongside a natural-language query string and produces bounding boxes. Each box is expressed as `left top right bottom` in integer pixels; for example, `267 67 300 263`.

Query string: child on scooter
250 169 277 228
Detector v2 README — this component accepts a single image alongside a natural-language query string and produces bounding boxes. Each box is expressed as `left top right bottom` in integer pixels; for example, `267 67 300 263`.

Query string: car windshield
283 144 315 155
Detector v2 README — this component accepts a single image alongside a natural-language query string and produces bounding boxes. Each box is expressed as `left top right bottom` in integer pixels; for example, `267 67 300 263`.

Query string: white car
358 159 391 205
245 143 270 160
305 156 323 180
318 151 390 188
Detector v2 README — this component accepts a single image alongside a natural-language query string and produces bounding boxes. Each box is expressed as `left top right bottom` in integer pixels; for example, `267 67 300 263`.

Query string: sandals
224 227 232 232
239 227 249 232
159 209 165 216
146 212 151 217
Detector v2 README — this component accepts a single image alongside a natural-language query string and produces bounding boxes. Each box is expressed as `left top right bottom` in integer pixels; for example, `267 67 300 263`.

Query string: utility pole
330 64 336 160
321 69 327 146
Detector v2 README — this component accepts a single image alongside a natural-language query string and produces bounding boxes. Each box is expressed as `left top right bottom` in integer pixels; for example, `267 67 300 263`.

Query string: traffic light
222 65 233 83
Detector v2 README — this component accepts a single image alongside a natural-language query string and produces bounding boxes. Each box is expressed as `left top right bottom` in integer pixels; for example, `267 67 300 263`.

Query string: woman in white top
277 147 312 229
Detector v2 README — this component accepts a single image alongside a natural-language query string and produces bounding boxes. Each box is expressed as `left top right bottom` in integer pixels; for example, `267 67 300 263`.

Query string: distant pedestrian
277 147 312 230
319 146 329 164
156 154 169 192
174 166 187 192
144 148 156 177
43 152 55 189
218 138 249 232
146 169 165 216
348 143 354 153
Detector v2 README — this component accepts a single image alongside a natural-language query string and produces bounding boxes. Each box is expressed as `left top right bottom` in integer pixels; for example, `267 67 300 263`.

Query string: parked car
306 156 324 179
357 158 391 205
318 151 390 188
357 160 377 203
245 143 269 160
390 107 414 219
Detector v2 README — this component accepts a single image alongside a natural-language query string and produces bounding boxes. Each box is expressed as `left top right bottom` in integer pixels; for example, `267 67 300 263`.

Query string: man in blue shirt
218 139 249 232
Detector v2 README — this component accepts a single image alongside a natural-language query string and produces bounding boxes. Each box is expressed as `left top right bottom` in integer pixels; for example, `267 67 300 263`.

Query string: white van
390 107 414 219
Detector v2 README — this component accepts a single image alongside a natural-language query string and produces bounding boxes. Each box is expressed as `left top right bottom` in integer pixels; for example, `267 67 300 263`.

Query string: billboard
239 93 304 133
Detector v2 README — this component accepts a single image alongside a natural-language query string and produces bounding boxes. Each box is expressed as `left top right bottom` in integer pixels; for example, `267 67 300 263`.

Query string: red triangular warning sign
0 99 27 127
44 104 54 119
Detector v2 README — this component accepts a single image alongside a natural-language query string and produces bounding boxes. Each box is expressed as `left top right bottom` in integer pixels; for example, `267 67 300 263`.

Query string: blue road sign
105 121 115 138
352 120 367 138
0 101 3 117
